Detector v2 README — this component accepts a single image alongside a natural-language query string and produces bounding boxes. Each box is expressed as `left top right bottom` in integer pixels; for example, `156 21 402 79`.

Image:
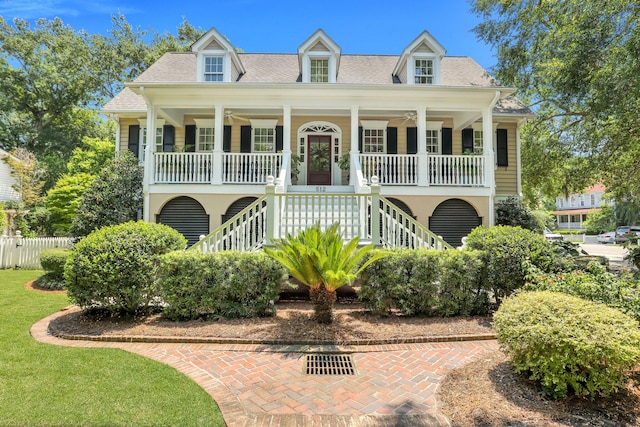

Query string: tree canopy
471 0 640 204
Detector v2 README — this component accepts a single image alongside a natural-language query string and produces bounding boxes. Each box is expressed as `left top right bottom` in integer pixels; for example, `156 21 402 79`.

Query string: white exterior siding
0 152 20 202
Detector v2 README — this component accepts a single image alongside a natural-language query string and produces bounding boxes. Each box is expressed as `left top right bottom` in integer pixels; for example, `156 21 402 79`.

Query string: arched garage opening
429 199 482 247
157 196 209 247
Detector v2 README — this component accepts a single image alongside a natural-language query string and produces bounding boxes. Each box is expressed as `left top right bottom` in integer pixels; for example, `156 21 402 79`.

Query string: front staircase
190 180 451 253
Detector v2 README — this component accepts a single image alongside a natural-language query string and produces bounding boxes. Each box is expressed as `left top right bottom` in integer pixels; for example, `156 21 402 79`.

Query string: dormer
393 31 446 85
298 29 341 83
191 27 245 82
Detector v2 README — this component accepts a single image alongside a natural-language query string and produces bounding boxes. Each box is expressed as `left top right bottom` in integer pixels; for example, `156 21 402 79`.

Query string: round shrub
64 221 187 315
465 225 557 303
36 248 71 290
494 291 640 399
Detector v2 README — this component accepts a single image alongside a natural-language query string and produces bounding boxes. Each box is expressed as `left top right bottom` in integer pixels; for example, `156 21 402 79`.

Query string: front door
307 135 332 185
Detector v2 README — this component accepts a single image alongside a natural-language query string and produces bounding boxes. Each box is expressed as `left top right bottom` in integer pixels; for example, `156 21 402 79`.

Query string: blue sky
0 0 497 70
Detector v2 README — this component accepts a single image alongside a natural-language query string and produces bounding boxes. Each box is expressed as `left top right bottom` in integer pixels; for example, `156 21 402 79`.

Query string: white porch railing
0 235 73 269
223 153 282 184
191 179 452 252
428 154 486 186
154 152 212 183
191 196 267 253
376 196 450 249
359 154 417 185
359 153 487 186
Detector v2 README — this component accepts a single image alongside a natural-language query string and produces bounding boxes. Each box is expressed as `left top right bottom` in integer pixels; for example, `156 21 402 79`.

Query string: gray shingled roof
104 52 531 115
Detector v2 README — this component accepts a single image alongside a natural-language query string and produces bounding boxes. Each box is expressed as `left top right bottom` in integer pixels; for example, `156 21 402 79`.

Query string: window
310 58 329 83
472 130 483 154
197 127 214 151
363 129 385 153
253 128 275 152
425 122 442 154
590 194 596 206
204 56 224 81
414 58 434 84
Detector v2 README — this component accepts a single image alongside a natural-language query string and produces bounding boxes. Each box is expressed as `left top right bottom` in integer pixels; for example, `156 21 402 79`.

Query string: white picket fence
0 235 73 269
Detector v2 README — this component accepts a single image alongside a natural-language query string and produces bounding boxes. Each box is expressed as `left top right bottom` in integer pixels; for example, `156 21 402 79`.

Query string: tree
2 148 45 207
70 151 143 237
264 223 381 324
67 137 115 176
583 205 616 234
471 0 640 203
45 173 94 236
495 196 544 232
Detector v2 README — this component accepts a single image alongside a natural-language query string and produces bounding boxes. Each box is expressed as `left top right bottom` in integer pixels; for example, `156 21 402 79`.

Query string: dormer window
393 31 445 85
298 29 341 84
191 28 245 83
310 58 329 83
414 58 434 84
204 56 224 82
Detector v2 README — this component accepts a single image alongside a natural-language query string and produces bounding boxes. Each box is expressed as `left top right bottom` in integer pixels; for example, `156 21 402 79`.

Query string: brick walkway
31 309 498 427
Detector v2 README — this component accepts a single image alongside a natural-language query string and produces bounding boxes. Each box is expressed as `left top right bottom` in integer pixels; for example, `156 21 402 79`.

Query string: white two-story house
553 183 609 230
102 28 532 250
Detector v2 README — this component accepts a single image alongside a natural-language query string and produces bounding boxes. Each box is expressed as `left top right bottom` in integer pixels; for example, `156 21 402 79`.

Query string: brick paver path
32 309 498 427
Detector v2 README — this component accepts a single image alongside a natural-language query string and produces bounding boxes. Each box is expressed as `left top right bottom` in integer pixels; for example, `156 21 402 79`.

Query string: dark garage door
429 199 482 247
157 196 209 247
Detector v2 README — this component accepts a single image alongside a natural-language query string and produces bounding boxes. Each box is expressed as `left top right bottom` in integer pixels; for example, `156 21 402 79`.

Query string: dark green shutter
128 125 140 158
185 125 196 152
358 126 363 152
162 125 175 152
276 126 283 152
442 128 452 155
223 125 232 152
496 128 508 166
462 129 474 153
406 127 417 154
386 127 397 154
240 125 252 153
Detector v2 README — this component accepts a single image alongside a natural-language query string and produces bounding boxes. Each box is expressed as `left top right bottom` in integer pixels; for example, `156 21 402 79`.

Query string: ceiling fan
390 112 417 124
224 110 250 124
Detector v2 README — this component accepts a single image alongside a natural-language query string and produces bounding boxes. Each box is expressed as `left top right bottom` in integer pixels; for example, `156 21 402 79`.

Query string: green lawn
0 270 225 427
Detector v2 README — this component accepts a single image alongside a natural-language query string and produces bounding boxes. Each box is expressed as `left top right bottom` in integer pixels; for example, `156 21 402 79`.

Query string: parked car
615 226 640 244
544 228 563 242
597 231 616 244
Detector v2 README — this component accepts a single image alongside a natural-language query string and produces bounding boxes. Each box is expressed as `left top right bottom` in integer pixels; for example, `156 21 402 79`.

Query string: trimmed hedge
495 291 640 399
36 248 71 290
465 225 557 303
358 249 490 316
158 250 287 320
64 221 187 315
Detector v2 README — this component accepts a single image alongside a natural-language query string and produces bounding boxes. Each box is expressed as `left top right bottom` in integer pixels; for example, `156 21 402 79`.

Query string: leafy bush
524 261 640 321
359 248 490 316
465 225 557 303
36 248 71 290
495 196 543 232
158 250 287 320
495 291 640 399
64 221 186 315
438 249 490 316
70 151 143 237
358 249 440 316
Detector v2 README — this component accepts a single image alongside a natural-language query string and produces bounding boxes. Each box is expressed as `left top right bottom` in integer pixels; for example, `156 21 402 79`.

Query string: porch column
416 107 428 186
482 106 496 225
142 104 157 222
283 105 292 186
350 106 359 185
212 104 224 185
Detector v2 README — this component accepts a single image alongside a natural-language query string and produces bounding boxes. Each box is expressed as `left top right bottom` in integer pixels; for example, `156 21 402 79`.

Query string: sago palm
264 223 381 324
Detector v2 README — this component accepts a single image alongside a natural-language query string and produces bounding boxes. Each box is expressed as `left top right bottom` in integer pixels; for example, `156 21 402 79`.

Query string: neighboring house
102 28 533 249
0 149 21 203
553 183 608 230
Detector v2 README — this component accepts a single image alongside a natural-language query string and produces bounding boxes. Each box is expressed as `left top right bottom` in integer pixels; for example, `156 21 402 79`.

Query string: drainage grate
305 354 355 375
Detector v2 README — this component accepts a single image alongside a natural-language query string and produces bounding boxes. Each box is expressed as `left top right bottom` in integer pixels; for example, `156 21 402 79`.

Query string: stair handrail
190 196 267 253
375 195 452 250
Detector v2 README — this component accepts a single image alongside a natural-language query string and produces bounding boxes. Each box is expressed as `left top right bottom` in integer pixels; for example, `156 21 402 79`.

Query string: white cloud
0 0 138 20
